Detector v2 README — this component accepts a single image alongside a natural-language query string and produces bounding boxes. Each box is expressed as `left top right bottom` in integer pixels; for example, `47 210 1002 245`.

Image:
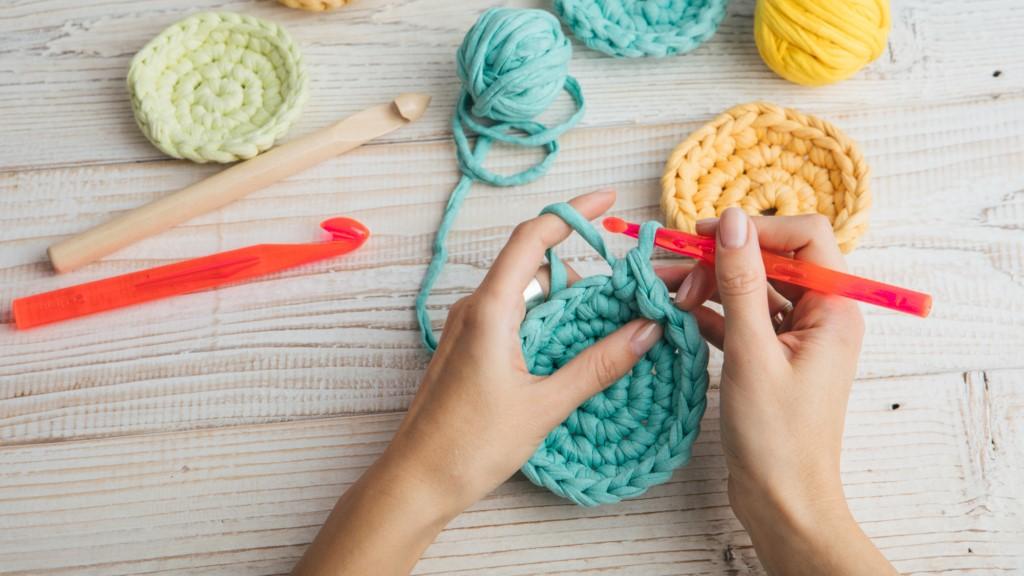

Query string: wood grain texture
0 0 1022 171
1 0 1023 573
2 96 1023 443
1 370 1022 575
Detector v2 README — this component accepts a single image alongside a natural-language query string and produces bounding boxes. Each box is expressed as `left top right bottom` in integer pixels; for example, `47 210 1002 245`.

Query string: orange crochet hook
603 217 932 318
13 218 370 329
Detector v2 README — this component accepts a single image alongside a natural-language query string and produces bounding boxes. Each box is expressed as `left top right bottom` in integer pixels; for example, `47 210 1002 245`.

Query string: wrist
729 465 848 534
728 470 855 557
368 447 466 526
292 447 461 575
727 471 898 575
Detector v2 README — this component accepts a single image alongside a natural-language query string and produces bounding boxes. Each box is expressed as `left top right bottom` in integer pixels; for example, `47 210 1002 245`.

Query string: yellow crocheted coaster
277 0 352 11
661 102 870 253
128 12 309 164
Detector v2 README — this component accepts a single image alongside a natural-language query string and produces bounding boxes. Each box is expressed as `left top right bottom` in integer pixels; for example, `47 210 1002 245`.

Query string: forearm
292 450 458 576
730 476 897 576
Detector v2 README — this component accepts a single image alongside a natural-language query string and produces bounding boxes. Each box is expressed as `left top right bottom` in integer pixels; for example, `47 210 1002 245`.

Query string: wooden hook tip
393 93 431 122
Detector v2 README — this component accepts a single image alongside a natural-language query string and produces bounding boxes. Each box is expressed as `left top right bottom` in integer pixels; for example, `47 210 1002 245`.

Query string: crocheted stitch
128 12 309 164
520 203 709 506
553 0 730 58
277 0 352 11
415 7 584 351
661 102 871 253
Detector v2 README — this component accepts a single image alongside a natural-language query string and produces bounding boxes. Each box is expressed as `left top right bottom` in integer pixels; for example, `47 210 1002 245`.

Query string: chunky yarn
128 12 309 163
755 0 890 86
520 203 708 506
415 7 585 351
661 102 871 253
553 0 730 58
414 8 708 506
277 0 352 11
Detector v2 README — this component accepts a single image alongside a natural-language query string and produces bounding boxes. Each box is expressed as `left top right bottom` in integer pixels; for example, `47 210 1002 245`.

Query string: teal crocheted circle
520 204 709 506
553 0 730 58
128 12 309 163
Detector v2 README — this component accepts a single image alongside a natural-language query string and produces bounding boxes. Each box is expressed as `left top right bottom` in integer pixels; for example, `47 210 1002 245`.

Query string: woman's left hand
293 190 662 576
390 189 662 514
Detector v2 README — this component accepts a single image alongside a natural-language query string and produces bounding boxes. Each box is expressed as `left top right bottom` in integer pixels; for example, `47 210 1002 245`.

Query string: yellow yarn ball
754 0 891 86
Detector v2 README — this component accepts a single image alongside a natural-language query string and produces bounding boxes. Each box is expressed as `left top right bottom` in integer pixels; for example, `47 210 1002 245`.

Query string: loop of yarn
755 0 891 86
277 0 351 11
128 12 309 163
520 203 709 506
661 102 871 253
416 8 585 351
553 0 730 58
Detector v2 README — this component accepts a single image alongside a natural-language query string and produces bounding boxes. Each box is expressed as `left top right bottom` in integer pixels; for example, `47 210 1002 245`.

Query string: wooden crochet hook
48 93 431 273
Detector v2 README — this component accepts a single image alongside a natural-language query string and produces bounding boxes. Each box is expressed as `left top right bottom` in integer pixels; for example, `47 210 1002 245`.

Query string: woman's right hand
659 207 896 575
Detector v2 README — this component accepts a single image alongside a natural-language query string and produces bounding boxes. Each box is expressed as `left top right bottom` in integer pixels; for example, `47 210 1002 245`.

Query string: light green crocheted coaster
128 12 309 164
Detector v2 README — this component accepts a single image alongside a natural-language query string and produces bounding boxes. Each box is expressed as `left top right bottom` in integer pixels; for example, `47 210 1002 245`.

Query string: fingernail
695 218 718 236
719 207 748 249
675 265 703 307
630 320 662 356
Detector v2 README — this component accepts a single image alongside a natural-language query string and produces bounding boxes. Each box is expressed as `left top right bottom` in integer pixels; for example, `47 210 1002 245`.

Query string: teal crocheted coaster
128 12 309 163
520 203 709 506
553 0 730 58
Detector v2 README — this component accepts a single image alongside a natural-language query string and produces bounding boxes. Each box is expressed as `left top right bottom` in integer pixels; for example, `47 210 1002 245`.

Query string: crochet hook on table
13 217 370 329
603 217 932 318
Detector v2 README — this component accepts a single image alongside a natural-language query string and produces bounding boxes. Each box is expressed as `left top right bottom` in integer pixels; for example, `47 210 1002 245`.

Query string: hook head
321 217 371 244
602 217 627 233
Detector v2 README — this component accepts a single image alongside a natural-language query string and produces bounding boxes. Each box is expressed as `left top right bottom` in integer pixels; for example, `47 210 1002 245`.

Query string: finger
673 262 716 311
748 214 847 271
695 218 718 237
701 214 844 270
481 189 615 301
534 263 583 294
769 278 806 304
714 208 783 362
692 306 725 350
512 263 581 321
767 283 793 318
654 262 697 290
542 318 662 418
702 213 846 307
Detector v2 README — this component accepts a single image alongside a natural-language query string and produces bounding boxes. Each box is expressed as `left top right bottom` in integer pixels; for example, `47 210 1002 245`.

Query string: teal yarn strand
520 203 709 506
554 0 730 58
416 8 585 351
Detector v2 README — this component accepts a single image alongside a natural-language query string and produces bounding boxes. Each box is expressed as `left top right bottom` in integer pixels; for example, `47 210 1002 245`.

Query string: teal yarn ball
416 7 585 351
553 0 730 58
457 8 572 122
520 203 709 506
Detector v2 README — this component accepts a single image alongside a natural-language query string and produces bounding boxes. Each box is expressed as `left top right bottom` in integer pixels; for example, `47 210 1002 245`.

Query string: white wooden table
2 1 1022 574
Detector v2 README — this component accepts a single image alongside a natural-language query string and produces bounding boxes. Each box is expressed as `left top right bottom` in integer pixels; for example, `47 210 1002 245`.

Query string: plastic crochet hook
603 217 932 318
13 218 369 329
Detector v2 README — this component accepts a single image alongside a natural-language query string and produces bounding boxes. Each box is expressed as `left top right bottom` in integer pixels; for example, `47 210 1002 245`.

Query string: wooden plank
0 370 1021 575
2 95 1024 444
0 0 1021 170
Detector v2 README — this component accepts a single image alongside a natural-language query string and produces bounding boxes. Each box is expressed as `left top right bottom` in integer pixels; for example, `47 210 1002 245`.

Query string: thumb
714 207 778 354
543 319 662 419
